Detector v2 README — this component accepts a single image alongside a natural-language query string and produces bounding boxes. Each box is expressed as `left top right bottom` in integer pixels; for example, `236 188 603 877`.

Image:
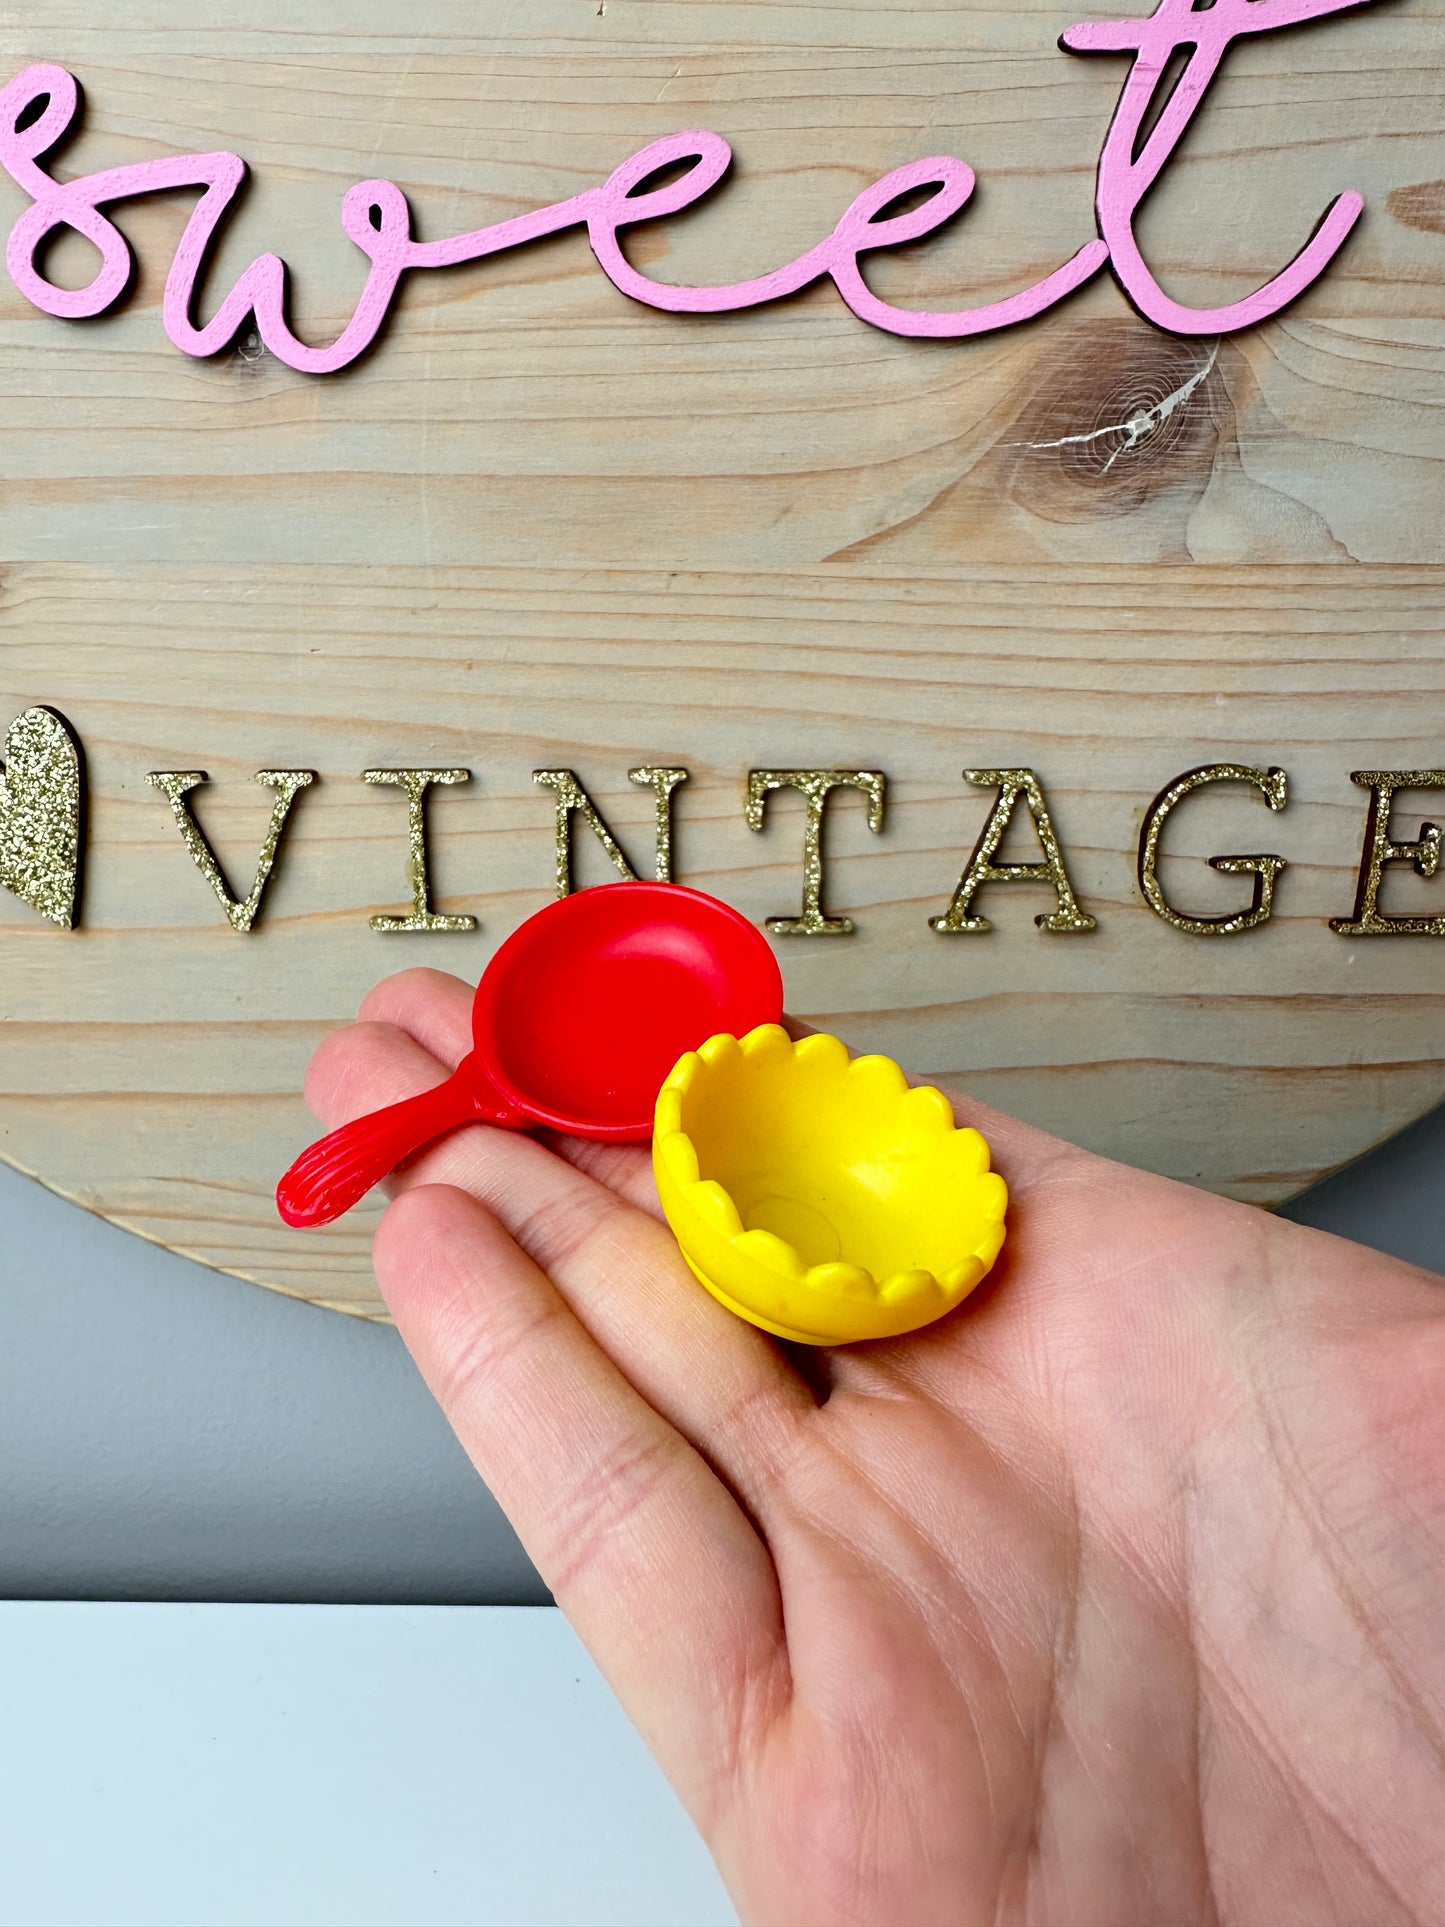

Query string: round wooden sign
0 0 1440 1316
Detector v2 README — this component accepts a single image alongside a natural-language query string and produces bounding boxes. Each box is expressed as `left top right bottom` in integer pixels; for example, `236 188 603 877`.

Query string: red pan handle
276 1055 523 1229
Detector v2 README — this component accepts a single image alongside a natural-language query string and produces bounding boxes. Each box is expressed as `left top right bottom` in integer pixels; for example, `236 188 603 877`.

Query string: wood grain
0 0 1439 1315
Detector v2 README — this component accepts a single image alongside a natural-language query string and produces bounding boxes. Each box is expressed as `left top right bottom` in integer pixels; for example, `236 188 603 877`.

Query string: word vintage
142 762 1445 942
0 0 1381 373
4 713 1440 942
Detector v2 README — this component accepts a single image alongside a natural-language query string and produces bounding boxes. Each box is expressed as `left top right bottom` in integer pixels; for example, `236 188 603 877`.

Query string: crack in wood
1022 345 1220 473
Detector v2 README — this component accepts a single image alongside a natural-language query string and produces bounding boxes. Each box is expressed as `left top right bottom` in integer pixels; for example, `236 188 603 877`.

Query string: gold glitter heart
0 706 84 929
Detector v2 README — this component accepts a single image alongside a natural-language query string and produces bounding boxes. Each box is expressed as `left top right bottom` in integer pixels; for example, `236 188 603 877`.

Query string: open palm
305 967 1445 1927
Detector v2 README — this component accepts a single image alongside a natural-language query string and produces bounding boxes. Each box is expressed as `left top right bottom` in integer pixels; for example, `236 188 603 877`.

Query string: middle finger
306 1017 820 1512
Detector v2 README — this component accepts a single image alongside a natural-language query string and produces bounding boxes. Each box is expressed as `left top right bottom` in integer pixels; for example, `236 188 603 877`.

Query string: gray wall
3 1107 1443 1604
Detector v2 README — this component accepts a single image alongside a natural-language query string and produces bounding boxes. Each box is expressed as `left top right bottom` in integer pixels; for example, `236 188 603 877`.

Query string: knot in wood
1009 321 1228 520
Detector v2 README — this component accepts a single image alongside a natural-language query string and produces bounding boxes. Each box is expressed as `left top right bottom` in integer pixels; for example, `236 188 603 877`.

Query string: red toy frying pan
277 881 783 1229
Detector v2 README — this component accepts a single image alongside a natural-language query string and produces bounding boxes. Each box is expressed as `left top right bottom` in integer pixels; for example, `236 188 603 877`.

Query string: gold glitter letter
0 706 84 929
744 769 886 935
1330 770 1445 937
534 767 689 898
1137 764 1288 936
147 768 315 935
363 768 477 933
930 770 1096 934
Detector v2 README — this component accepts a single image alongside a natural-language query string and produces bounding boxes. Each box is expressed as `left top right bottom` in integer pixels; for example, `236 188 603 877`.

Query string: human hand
306 967 1445 1927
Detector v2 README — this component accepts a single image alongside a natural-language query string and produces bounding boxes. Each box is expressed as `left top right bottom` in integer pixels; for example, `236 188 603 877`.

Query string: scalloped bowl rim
652 1025 1008 1343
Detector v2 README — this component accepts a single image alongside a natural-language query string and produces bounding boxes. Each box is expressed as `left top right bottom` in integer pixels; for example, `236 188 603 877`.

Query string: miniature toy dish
653 1026 1007 1346
277 881 783 1229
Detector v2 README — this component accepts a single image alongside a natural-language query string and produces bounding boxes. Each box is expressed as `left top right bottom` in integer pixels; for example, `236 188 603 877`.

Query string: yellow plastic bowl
653 1026 1007 1345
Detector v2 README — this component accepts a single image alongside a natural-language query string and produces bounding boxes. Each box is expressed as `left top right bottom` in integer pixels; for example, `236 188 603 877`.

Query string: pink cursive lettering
1063 0 1374 332
0 0 1378 375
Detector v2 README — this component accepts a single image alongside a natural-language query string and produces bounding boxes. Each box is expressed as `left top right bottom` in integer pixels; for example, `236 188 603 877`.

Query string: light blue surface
1 1101 1442 1605
0 1602 736 1927
0 1160 546 1604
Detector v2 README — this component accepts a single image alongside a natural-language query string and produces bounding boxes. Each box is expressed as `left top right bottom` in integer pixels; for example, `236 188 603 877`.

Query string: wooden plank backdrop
0 0 1440 1316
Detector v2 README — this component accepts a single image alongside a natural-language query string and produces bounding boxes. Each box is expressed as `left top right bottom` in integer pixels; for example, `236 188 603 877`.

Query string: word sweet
0 0 1376 373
